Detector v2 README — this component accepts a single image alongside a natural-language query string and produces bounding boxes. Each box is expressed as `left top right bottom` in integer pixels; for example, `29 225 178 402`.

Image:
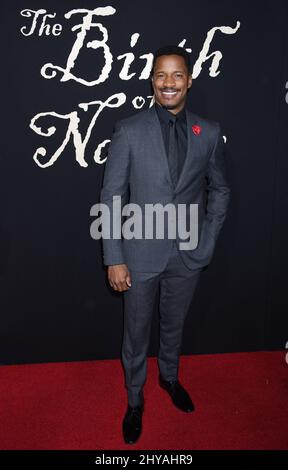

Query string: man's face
151 54 192 114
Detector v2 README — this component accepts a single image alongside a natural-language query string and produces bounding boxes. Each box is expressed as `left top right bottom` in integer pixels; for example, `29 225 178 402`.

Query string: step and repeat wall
1 0 287 364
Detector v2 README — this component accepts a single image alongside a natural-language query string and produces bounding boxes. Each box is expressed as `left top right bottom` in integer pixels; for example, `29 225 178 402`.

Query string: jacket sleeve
204 123 231 242
99 120 130 266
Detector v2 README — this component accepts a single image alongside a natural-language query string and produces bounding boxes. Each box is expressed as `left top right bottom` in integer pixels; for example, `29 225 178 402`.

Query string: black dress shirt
155 101 187 184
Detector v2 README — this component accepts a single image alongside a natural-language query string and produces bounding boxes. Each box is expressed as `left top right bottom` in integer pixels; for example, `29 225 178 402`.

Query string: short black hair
150 45 192 77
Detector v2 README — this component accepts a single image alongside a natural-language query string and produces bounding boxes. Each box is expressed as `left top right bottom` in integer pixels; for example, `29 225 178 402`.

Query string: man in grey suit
100 45 230 444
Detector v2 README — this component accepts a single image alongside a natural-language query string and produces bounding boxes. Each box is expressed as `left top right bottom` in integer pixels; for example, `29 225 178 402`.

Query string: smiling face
151 54 192 114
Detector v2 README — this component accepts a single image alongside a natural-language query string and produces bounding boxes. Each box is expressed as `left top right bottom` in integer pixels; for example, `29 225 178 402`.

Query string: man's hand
107 264 132 292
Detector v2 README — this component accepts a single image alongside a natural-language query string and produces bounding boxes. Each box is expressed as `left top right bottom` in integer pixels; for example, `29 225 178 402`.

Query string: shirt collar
154 101 186 125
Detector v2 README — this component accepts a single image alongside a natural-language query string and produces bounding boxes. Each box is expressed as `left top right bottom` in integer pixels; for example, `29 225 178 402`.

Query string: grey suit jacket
100 103 230 272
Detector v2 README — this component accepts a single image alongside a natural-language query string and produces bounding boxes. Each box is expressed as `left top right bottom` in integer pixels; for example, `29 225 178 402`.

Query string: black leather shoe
159 374 195 412
122 403 144 444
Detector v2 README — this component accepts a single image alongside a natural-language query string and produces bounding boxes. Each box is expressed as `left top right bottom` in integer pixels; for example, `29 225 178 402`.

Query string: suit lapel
144 104 203 193
176 107 204 192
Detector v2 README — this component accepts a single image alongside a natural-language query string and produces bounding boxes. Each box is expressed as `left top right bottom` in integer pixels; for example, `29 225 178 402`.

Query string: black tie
167 116 178 188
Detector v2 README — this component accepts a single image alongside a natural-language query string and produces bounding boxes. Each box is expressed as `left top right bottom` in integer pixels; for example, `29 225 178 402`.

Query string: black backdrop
1 1 287 365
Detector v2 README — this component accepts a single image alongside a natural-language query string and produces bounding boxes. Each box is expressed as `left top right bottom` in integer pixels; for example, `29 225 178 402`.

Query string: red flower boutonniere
192 124 201 136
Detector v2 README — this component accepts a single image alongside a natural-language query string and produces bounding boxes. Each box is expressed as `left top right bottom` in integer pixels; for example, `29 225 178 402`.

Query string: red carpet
0 351 287 450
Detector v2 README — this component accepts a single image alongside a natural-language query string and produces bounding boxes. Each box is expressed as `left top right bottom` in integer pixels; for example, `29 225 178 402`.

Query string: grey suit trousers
121 239 202 407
